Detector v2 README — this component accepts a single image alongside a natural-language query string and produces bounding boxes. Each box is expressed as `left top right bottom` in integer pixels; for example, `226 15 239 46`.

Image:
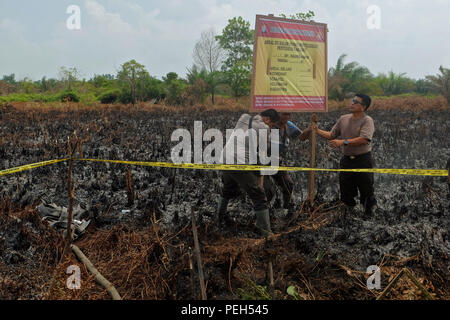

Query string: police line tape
0 159 70 177
0 158 448 177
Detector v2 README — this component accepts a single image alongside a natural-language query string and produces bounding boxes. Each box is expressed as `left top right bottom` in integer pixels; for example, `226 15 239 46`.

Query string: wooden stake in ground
191 207 207 300
188 247 196 298
71 244 122 300
265 238 274 288
62 136 77 259
268 260 274 287
308 114 318 206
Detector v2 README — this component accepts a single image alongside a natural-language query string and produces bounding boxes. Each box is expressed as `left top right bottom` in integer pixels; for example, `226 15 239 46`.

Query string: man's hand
329 139 344 148
299 124 316 141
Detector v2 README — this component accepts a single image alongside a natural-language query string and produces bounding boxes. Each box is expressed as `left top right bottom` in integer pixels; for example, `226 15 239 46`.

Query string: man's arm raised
316 127 333 140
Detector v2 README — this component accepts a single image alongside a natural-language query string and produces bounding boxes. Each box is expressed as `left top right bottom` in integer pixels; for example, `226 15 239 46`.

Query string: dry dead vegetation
0 97 449 300
1 200 446 300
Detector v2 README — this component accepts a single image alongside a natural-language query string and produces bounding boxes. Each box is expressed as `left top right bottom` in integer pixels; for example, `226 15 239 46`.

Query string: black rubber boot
364 197 377 216
255 208 272 237
217 197 228 215
284 203 297 225
282 194 292 209
217 197 232 226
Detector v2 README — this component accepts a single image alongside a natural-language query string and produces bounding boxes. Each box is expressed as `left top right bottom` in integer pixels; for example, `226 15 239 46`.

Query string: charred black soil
0 103 449 300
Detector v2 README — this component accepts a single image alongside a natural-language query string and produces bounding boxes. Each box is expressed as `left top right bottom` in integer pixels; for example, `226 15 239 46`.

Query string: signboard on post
251 15 328 112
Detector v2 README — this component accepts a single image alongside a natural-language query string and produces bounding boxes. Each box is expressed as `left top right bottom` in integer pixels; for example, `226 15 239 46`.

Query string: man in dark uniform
217 109 280 237
315 93 377 215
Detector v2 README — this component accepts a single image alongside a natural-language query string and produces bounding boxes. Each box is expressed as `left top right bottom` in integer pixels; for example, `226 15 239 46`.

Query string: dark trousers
339 152 377 209
221 171 268 211
264 171 294 207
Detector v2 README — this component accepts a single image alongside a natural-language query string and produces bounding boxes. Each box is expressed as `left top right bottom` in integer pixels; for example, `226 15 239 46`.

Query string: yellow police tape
0 159 69 177
0 158 447 177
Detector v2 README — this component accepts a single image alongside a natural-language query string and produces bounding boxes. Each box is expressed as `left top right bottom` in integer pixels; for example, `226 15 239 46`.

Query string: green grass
0 93 59 103
0 91 92 104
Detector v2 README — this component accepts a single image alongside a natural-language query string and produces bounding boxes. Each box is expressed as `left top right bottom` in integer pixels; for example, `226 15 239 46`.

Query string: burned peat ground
0 103 449 300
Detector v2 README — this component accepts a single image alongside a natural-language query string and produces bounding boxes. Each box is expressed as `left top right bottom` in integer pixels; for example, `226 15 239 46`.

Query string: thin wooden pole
188 247 196 298
71 244 122 300
376 268 434 300
191 207 207 300
403 269 434 300
268 260 274 286
62 137 77 259
308 114 318 206
376 268 404 300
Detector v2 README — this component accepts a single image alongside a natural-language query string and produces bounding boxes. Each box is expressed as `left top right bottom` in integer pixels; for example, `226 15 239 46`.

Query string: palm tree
375 71 415 96
426 66 450 106
328 54 372 101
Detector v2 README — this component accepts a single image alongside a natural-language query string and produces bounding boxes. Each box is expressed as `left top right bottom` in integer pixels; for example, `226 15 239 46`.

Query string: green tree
216 17 253 98
2 74 16 85
162 72 186 105
426 66 450 105
375 71 415 96
19 77 38 94
279 11 330 32
38 76 49 92
216 16 254 72
205 70 224 104
328 54 373 100
142 76 164 102
184 65 209 105
89 74 116 88
225 63 251 98
187 65 225 104
117 60 150 105
279 11 315 21
0 80 16 95
415 78 437 96
59 66 80 91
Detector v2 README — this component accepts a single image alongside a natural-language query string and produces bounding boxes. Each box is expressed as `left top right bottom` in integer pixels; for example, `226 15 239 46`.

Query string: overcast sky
0 0 449 81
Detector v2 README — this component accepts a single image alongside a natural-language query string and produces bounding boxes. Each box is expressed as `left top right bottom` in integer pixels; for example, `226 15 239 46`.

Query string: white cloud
85 0 134 34
0 0 448 80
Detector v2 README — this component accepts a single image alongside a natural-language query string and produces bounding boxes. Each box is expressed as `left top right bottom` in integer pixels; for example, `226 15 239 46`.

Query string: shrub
182 78 208 106
118 91 133 104
99 90 121 104
59 91 80 102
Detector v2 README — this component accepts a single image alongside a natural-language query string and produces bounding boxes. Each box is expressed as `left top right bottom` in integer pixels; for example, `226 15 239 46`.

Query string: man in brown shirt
315 93 377 215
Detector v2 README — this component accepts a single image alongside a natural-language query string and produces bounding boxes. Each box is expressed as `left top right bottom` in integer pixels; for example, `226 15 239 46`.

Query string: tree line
1 13 449 106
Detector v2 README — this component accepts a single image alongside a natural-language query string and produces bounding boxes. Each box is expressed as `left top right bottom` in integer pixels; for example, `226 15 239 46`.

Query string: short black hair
355 93 371 110
260 109 280 123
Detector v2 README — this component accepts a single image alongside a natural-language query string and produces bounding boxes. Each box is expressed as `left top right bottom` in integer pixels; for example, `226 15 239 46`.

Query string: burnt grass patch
0 103 449 300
